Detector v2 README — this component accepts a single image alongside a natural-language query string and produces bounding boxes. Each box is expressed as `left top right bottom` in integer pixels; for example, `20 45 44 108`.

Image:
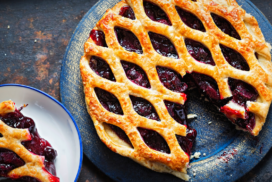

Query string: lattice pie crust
80 0 272 180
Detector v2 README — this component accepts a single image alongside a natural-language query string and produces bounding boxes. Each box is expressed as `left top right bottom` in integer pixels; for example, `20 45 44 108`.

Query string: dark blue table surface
1 0 272 181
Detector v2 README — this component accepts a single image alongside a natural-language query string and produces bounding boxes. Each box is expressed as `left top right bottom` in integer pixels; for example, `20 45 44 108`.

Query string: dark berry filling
130 95 160 121
107 124 133 148
220 78 258 131
164 101 187 125
235 112 255 131
157 66 188 93
165 101 196 156
228 78 258 107
149 32 179 59
0 109 57 180
143 1 172 25
185 39 215 66
190 72 231 107
121 61 150 88
115 27 143 54
0 149 25 177
211 13 241 40
89 56 116 81
119 6 135 20
95 88 124 115
138 127 170 153
220 45 249 71
176 7 205 32
176 127 197 156
90 29 107 47
190 72 220 101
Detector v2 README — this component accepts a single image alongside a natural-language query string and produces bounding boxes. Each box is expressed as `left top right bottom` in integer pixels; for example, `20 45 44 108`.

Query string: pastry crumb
208 121 212 125
7 25 10 29
203 153 206 156
194 152 201 158
34 39 37 43
187 114 197 119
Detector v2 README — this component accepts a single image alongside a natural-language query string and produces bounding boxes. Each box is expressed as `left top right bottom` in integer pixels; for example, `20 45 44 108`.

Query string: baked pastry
80 0 272 180
0 100 59 182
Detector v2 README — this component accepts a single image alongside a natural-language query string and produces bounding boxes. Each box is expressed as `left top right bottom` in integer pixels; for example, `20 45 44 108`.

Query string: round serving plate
60 0 272 181
0 84 83 182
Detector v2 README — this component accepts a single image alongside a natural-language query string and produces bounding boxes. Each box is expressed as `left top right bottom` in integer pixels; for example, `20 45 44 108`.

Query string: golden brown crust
80 0 272 180
0 101 59 182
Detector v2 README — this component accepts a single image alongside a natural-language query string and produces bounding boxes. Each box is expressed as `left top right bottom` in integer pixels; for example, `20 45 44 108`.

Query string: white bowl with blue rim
0 84 82 182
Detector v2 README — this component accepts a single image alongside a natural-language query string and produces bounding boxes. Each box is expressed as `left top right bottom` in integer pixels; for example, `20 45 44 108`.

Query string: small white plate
0 84 82 182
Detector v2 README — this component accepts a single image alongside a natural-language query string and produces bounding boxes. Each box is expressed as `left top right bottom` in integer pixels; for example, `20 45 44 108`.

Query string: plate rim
0 83 83 182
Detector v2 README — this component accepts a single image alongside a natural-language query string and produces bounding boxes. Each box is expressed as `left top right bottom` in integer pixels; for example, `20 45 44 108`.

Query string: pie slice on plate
0 100 59 182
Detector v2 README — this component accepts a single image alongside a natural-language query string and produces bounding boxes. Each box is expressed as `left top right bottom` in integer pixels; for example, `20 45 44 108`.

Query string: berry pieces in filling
185 39 215 66
165 101 197 156
211 13 241 40
89 56 116 81
119 6 135 20
176 7 205 32
157 66 188 93
221 78 258 131
149 32 179 59
89 29 107 47
0 108 57 182
121 61 150 88
115 27 143 54
228 78 258 107
130 96 160 121
138 127 170 154
95 88 124 115
143 1 172 25
220 45 249 71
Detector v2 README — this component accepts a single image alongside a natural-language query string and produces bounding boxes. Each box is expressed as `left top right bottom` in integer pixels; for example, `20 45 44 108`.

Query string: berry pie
80 0 272 180
0 100 59 182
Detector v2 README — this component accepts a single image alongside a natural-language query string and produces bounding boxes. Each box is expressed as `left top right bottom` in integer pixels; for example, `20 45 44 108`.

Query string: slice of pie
80 0 272 180
0 100 59 182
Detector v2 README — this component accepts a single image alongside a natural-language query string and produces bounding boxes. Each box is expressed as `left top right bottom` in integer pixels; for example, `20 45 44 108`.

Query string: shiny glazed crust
80 0 272 180
0 101 59 182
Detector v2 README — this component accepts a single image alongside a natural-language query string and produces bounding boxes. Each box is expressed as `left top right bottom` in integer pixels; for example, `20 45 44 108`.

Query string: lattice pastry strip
81 0 272 180
0 101 59 182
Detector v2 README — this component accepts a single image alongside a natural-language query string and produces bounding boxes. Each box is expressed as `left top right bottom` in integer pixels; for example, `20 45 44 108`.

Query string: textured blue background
60 0 272 181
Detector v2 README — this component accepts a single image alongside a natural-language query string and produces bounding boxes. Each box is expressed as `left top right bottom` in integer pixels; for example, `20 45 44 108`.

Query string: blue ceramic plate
60 1 272 181
0 84 83 182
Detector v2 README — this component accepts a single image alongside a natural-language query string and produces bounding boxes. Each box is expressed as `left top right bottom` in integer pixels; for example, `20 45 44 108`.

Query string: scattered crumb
187 114 197 119
193 152 201 158
204 98 209 102
208 121 212 125
4 54 6 56
7 25 10 29
190 155 194 159
193 173 196 177
34 39 37 43
230 174 232 177
203 153 206 156
192 169 196 173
